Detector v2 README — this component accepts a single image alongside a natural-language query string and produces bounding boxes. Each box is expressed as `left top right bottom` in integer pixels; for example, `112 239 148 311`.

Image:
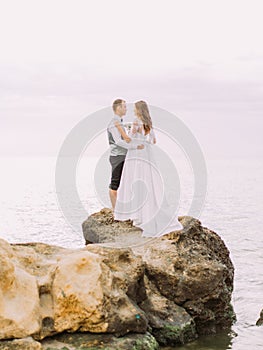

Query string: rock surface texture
0 208 236 349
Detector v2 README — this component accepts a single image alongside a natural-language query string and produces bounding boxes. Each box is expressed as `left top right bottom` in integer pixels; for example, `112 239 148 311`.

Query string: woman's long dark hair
135 100 152 134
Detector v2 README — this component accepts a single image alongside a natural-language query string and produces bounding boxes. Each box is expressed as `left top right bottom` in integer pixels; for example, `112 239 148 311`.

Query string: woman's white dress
114 117 183 237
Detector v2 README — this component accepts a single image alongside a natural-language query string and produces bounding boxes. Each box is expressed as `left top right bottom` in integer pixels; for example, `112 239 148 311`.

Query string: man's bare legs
109 188 117 212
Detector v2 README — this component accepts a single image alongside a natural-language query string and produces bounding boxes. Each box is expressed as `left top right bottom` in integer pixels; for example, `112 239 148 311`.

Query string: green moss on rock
41 332 159 350
152 321 197 346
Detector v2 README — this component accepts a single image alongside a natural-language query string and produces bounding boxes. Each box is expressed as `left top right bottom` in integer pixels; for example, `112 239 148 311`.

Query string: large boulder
5 242 148 340
83 209 236 336
0 208 236 349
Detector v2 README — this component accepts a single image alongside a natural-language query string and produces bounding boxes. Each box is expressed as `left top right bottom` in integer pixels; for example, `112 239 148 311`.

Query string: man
107 99 144 212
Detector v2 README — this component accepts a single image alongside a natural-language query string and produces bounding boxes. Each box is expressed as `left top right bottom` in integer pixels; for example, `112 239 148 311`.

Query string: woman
113 100 183 237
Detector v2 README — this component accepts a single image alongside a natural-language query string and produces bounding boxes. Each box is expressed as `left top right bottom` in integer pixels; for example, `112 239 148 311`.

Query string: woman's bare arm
152 128 157 144
148 128 157 144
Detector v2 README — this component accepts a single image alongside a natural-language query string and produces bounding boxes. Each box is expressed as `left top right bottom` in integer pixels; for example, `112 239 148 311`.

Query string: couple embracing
107 99 183 238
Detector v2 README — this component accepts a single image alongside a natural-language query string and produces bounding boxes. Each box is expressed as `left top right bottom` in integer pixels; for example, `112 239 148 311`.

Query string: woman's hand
137 144 144 149
131 123 138 134
114 120 131 143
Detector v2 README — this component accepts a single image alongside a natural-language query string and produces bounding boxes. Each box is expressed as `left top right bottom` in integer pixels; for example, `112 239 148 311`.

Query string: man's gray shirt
107 114 139 156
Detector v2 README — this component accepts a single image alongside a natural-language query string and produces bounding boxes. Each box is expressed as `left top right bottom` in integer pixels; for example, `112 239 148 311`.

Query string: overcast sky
0 0 262 158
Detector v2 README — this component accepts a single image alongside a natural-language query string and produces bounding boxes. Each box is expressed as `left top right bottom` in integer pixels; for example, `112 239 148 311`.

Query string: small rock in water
256 309 263 326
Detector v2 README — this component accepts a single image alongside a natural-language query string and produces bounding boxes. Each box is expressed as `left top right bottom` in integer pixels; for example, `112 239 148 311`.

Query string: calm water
0 155 262 349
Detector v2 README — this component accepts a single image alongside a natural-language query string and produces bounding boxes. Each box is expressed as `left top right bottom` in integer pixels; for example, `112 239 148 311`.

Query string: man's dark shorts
109 154 126 191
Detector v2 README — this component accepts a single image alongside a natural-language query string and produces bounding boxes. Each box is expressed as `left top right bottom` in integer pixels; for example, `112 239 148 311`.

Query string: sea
0 155 262 350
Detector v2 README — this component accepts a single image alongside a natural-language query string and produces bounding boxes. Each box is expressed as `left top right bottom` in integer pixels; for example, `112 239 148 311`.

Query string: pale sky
0 0 263 158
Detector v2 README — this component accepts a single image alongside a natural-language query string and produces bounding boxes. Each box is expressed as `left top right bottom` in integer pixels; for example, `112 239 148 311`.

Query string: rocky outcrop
83 208 236 336
0 208 236 349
